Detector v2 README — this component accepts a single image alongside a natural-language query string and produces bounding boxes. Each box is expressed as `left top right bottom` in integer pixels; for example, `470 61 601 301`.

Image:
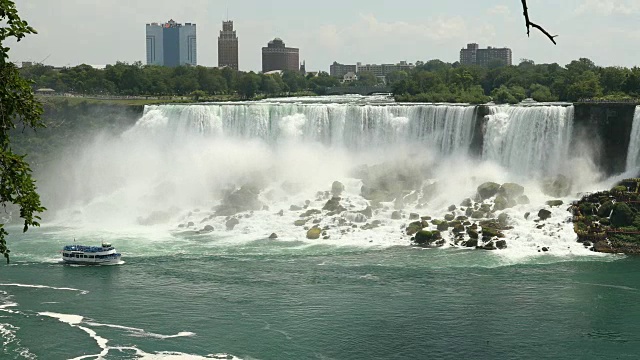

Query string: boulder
414 230 442 245
463 239 478 247
444 214 455 221
524 212 530 220
359 206 374 219
597 201 614 218
307 228 322 240
406 221 424 236
420 182 439 203
499 183 525 199
202 225 215 233
496 240 507 249
226 218 240 230
409 213 420 220
546 200 564 207
216 185 263 216
542 175 572 198
448 205 457 212
493 195 509 211
482 227 504 239
465 208 474 217
323 197 346 213
538 209 552 221
611 202 634 227
187 221 195 227
471 211 485 219
498 213 510 227
391 211 402 220
477 182 501 200
269 233 278 239
437 221 449 231
467 228 479 239
517 195 531 205
290 205 304 211
277 210 284 216
301 209 322 217
294 219 307 227
461 198 473 207
331 181 345 196
482 241 497 250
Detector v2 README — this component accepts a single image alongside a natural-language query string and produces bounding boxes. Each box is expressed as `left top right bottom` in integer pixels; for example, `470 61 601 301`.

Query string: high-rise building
330 61 415 80
460 43 512 67
218 21 238 70
261 38 299 73
146 20 197 67
330 62 357 78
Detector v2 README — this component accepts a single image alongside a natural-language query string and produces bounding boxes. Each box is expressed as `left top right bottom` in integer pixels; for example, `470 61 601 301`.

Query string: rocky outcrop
572 179 640 254
216 185 263 216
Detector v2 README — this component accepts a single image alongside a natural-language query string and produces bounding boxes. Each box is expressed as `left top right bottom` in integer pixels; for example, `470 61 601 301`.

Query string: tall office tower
218 20 239 70
262 38 299 73
146 19 197 67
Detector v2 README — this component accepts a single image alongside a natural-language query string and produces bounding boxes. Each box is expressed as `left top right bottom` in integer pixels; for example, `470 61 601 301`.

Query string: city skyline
7 0 640 71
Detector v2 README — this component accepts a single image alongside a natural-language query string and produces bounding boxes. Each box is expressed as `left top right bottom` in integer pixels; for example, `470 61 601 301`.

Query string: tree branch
521 0 557 45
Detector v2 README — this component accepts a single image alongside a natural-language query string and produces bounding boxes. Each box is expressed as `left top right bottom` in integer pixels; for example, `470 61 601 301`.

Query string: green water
2 228 640 360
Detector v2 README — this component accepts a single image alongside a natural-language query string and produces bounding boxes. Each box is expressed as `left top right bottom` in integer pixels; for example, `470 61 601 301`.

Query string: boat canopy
63 245 114 252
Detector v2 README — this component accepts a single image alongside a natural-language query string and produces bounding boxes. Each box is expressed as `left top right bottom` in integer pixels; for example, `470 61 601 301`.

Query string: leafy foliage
0 0 46 263
392 58 640 103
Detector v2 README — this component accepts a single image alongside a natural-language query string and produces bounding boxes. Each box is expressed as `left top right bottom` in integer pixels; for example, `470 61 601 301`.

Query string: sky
8 0 640 71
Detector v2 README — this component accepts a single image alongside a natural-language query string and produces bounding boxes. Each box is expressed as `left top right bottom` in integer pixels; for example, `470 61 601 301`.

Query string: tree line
18 62 347 99
391 58 640 103
19 58 640 104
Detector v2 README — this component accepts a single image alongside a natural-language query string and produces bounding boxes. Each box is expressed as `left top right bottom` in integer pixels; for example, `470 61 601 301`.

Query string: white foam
0 283 89 295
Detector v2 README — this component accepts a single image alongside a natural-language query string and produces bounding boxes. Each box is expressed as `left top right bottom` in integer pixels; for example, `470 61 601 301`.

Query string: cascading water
483 105 574 177
136 103 477 154
40 97 602 258
625 106 640 173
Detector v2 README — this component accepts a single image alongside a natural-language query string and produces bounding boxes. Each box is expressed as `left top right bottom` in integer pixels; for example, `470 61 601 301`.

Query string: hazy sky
8 0 640 71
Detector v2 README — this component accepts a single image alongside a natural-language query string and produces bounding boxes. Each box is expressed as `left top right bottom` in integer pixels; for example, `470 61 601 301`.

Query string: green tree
0 0 46 263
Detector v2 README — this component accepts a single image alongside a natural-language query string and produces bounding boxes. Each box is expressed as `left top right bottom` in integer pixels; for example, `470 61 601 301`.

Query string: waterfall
626 106 640 172
483 105 574 176
133 103 478 155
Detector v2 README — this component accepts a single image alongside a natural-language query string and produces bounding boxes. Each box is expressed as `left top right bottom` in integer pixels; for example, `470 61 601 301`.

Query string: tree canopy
0 0 46 263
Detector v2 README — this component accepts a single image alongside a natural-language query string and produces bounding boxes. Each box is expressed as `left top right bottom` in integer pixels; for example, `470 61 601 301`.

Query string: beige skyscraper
218 21 238 70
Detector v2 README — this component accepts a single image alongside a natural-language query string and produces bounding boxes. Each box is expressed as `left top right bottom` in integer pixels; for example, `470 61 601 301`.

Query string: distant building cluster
146 20 197 67
330 61 415 82
460 43 512 67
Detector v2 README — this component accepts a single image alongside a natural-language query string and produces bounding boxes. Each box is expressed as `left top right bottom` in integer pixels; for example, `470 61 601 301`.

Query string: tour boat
61 243 122 265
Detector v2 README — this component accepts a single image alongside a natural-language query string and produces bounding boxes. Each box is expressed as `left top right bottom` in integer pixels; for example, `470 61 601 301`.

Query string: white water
625 106 640 172
484 105 574 177
35 98 612 260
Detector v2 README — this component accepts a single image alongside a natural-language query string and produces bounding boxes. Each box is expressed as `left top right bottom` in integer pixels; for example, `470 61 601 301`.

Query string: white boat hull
61 244 122 265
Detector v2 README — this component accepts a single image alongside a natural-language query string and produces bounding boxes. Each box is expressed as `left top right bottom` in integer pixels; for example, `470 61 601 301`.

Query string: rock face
331 181 345 196
226 218 240 230
477 182 501 200
216 185 263 216
570 182 640 255
499 183 525 199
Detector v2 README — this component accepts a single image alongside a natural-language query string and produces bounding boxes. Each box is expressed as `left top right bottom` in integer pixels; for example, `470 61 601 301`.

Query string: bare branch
521 0 557 45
